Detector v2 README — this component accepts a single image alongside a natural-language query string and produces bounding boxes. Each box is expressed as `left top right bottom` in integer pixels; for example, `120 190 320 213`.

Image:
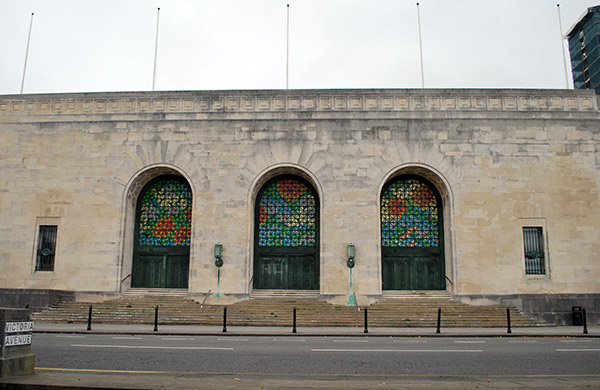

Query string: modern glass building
566 6 600 94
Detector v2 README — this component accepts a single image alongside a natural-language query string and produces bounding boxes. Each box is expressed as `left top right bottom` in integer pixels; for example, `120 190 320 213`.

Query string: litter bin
572 306 583 326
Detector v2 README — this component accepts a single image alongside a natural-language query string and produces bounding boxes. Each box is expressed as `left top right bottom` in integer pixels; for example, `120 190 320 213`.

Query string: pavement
31 321 600 337
0 323 598 389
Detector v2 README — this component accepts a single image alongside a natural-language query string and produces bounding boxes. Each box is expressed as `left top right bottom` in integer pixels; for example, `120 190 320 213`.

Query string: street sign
4 334 32 347
0 309 35 376
5 321 34 333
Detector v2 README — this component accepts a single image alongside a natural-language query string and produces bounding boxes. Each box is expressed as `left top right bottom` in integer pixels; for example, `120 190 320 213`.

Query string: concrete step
32 294 538 327
382 290 453 299
250 290 320 299
123 288 189 297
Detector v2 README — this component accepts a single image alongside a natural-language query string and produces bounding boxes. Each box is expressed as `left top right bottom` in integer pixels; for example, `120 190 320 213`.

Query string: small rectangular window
36 225 57 272
523 227 545 275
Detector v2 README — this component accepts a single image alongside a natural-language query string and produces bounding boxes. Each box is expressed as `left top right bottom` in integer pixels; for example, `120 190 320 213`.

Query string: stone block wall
0 89 599 310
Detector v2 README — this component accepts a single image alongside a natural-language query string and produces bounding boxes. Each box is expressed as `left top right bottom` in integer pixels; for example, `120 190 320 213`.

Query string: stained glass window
138 178 192 246
257 178 316 247
381 177 439 248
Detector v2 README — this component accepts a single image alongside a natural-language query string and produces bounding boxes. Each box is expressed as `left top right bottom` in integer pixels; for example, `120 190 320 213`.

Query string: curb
33 330 599 338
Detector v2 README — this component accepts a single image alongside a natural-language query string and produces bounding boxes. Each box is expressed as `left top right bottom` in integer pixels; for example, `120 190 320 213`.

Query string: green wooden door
381 176 445 290
253 176 319 290
254 253 318 290
131 176 192 289
257 257 287 289
289 256 316 290
382 251 444 290
131 251 189 288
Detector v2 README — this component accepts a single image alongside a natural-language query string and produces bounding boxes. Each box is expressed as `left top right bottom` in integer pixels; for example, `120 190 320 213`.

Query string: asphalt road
32 334 600 377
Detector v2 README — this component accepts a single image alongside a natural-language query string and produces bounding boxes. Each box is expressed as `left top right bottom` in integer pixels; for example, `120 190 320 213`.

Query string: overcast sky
1 0 598 95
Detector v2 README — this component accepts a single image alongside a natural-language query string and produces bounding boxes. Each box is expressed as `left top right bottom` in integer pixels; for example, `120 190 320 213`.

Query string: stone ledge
0 289 76 312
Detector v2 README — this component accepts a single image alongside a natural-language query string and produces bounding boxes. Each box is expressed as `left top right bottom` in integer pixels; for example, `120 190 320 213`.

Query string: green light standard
214 242 223 304
347 243 356 306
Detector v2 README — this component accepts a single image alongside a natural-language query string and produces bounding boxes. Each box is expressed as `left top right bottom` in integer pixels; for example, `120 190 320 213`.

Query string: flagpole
286 4 290 90
416 3 425 89
21 12 35 94
557 4 570 89
152 7 160 91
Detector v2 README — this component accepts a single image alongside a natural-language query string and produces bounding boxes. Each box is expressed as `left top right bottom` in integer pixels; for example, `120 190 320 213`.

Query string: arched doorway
381 175 445 290
131 175 192 288
253 175 319 290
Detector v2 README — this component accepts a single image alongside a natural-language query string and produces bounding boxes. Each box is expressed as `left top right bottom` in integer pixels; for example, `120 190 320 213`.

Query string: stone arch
378 164 454 292
119 164 195 291
247 164 323 292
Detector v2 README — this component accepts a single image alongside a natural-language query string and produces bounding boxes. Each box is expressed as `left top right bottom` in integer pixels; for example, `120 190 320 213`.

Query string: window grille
523 227 546 275
36 225 57 272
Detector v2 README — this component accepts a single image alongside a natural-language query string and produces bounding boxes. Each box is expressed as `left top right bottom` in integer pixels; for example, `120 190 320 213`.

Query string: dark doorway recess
253 175 319 290
381 175 445 290
132 175 192 289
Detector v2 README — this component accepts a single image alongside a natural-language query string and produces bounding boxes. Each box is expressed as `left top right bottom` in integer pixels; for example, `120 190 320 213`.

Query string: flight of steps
32 290 222 325
32 290 537 327
369 298 534 328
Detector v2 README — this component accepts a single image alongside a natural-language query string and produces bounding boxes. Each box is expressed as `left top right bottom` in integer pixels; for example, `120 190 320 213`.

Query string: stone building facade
0 88 599 324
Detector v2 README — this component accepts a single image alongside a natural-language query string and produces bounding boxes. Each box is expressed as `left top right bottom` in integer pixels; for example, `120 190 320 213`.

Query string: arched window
131 175 192 288
381 175 445 290
253 176 319 290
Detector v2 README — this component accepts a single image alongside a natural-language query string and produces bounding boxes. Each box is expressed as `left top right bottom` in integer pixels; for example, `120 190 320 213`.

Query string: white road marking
312 348 482 353
508 340 537 343
393 340 428 343
560 340 593 343
218 338 248 341
333 339 368 343
272 338 306 342
454 340 486 344
71 344 232 351
113 337 142 340
556 349 600 352
36 367 165 374
55 335 85 338
160 337 195 341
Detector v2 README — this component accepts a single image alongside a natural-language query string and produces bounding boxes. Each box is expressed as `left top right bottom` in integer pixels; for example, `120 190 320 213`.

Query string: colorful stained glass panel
381 178 439 248
258 178 316 247
138 178 192 246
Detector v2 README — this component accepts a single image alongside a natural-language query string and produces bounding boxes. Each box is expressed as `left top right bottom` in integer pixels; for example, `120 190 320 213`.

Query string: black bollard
293 308 297 333
364 308 368 334
506 308 512 334
222 307 227 333
583 309 588 335
87 305 93 331
154 306 159 332
436 307 441 334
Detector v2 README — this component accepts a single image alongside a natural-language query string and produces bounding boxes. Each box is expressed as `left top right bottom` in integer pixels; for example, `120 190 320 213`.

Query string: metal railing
200 290 212 309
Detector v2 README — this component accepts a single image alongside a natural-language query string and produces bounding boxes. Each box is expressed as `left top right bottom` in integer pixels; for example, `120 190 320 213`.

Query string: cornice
0 89 597 120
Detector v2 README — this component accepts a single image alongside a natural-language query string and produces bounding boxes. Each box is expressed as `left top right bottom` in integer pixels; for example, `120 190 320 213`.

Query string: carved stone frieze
0 89 597 118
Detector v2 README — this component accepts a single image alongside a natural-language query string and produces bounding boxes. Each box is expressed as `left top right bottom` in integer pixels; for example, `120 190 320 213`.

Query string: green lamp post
214 242 223 267
214 242 223 303
347 243 356 306
347 243 355 268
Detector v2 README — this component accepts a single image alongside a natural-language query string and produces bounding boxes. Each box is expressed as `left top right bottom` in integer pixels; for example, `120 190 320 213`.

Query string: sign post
0 308 35 377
